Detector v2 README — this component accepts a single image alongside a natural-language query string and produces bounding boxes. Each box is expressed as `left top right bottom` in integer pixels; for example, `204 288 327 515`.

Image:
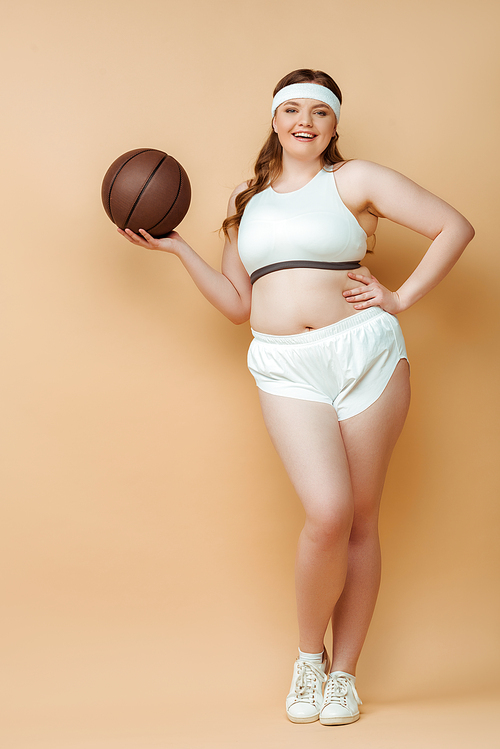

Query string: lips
292 132 317 141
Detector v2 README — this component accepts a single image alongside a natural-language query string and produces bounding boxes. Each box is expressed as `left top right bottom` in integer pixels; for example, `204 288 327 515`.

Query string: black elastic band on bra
250 260 362 285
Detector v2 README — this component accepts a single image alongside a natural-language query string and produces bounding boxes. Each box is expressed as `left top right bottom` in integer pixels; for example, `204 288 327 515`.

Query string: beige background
1 0 499 747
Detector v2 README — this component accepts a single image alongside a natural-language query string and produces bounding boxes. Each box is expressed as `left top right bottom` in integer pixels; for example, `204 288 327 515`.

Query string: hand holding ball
101 148 191 237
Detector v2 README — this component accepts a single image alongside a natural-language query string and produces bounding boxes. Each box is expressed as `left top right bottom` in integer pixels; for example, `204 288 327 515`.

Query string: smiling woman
222 70 345 237
274 99 336 153
118 67 474 727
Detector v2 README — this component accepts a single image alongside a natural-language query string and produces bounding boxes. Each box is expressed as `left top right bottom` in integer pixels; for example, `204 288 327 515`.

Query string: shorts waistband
251 307 387 345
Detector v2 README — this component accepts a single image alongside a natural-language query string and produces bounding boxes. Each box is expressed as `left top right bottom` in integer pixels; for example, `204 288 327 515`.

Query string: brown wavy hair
222 69 345 238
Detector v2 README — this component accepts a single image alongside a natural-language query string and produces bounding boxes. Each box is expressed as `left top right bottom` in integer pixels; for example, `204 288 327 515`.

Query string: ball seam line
106 149 157 225
147 158 183 235
124 155 167 231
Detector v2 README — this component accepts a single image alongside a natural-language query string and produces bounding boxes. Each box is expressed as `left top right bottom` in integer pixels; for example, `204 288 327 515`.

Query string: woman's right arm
118 183 252 325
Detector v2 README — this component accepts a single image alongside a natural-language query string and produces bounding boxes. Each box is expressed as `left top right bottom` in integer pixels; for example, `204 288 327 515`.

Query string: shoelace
324 673 362 706
293 660 327 702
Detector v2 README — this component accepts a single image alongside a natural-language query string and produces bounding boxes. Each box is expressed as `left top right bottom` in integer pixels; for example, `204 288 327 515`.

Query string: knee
348 511 379 547
304 505 353 548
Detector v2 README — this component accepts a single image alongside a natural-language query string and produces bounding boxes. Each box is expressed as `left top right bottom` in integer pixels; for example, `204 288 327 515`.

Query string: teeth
293 132 315 138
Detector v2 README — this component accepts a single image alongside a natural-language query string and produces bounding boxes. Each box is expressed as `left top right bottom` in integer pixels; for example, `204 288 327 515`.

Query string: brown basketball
101 148 191 237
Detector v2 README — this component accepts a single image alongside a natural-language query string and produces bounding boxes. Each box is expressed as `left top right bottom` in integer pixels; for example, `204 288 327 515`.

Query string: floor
5 693 500 748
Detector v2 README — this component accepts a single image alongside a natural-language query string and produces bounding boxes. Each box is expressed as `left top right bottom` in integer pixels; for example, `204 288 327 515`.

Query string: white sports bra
238 167 367 284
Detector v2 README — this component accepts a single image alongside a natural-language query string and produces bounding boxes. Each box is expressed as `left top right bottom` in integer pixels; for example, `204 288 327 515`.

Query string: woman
119 69 474 725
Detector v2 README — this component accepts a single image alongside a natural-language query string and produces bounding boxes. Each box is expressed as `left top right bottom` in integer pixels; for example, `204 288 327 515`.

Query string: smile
292 132 317 140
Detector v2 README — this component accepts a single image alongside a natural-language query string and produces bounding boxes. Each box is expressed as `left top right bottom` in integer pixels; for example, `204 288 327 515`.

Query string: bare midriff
249 265 372 335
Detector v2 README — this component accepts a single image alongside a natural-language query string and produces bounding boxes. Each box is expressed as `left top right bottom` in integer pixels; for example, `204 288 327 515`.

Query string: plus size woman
119 68 474 725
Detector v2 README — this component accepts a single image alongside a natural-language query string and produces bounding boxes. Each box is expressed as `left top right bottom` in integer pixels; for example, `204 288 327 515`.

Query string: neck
274 153 323 189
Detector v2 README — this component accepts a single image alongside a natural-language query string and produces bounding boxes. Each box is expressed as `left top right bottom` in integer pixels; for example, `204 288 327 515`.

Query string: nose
298 110 313 127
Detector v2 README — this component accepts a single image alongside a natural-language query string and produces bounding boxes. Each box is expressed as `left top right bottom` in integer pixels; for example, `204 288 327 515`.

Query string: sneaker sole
320 712 360 726
287 712 320 724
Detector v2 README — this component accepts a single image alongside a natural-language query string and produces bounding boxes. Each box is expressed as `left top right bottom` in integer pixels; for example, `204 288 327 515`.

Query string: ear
272 117 277 133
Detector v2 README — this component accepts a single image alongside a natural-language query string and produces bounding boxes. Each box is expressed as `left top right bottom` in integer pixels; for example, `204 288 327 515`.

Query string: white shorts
247 307 408 421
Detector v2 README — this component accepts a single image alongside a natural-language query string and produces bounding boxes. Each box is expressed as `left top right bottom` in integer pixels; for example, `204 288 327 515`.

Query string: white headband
271 83 341 122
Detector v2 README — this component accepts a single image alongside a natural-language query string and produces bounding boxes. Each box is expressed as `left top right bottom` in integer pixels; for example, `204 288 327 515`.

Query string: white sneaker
319 670 362 725
286 650 330 723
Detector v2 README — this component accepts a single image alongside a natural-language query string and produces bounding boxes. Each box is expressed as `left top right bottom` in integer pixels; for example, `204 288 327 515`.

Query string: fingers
343 286 369 298
347 272 376 285
343 282 401 314
117 227 144 244
343 289 376 309
138 228 155 242
343 274 381 309
117 227 182 257
117 227 159 247
343 284 376 303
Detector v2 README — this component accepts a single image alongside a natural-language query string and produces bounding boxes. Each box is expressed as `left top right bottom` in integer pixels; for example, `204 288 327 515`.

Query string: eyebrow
282 99 332 110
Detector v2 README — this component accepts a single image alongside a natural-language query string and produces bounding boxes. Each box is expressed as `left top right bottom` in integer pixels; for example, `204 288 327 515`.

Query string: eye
314 110 328 116
284 108 298 113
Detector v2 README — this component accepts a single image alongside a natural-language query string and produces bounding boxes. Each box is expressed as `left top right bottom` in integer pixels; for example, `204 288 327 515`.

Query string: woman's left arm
343 161 475 314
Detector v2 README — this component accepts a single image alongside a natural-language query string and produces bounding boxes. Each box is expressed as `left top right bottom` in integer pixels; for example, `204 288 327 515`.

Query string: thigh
339 360 411 521
257 390 353 522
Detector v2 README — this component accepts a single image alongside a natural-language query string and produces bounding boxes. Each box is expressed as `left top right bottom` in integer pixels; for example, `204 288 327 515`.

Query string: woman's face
273 98 337 160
